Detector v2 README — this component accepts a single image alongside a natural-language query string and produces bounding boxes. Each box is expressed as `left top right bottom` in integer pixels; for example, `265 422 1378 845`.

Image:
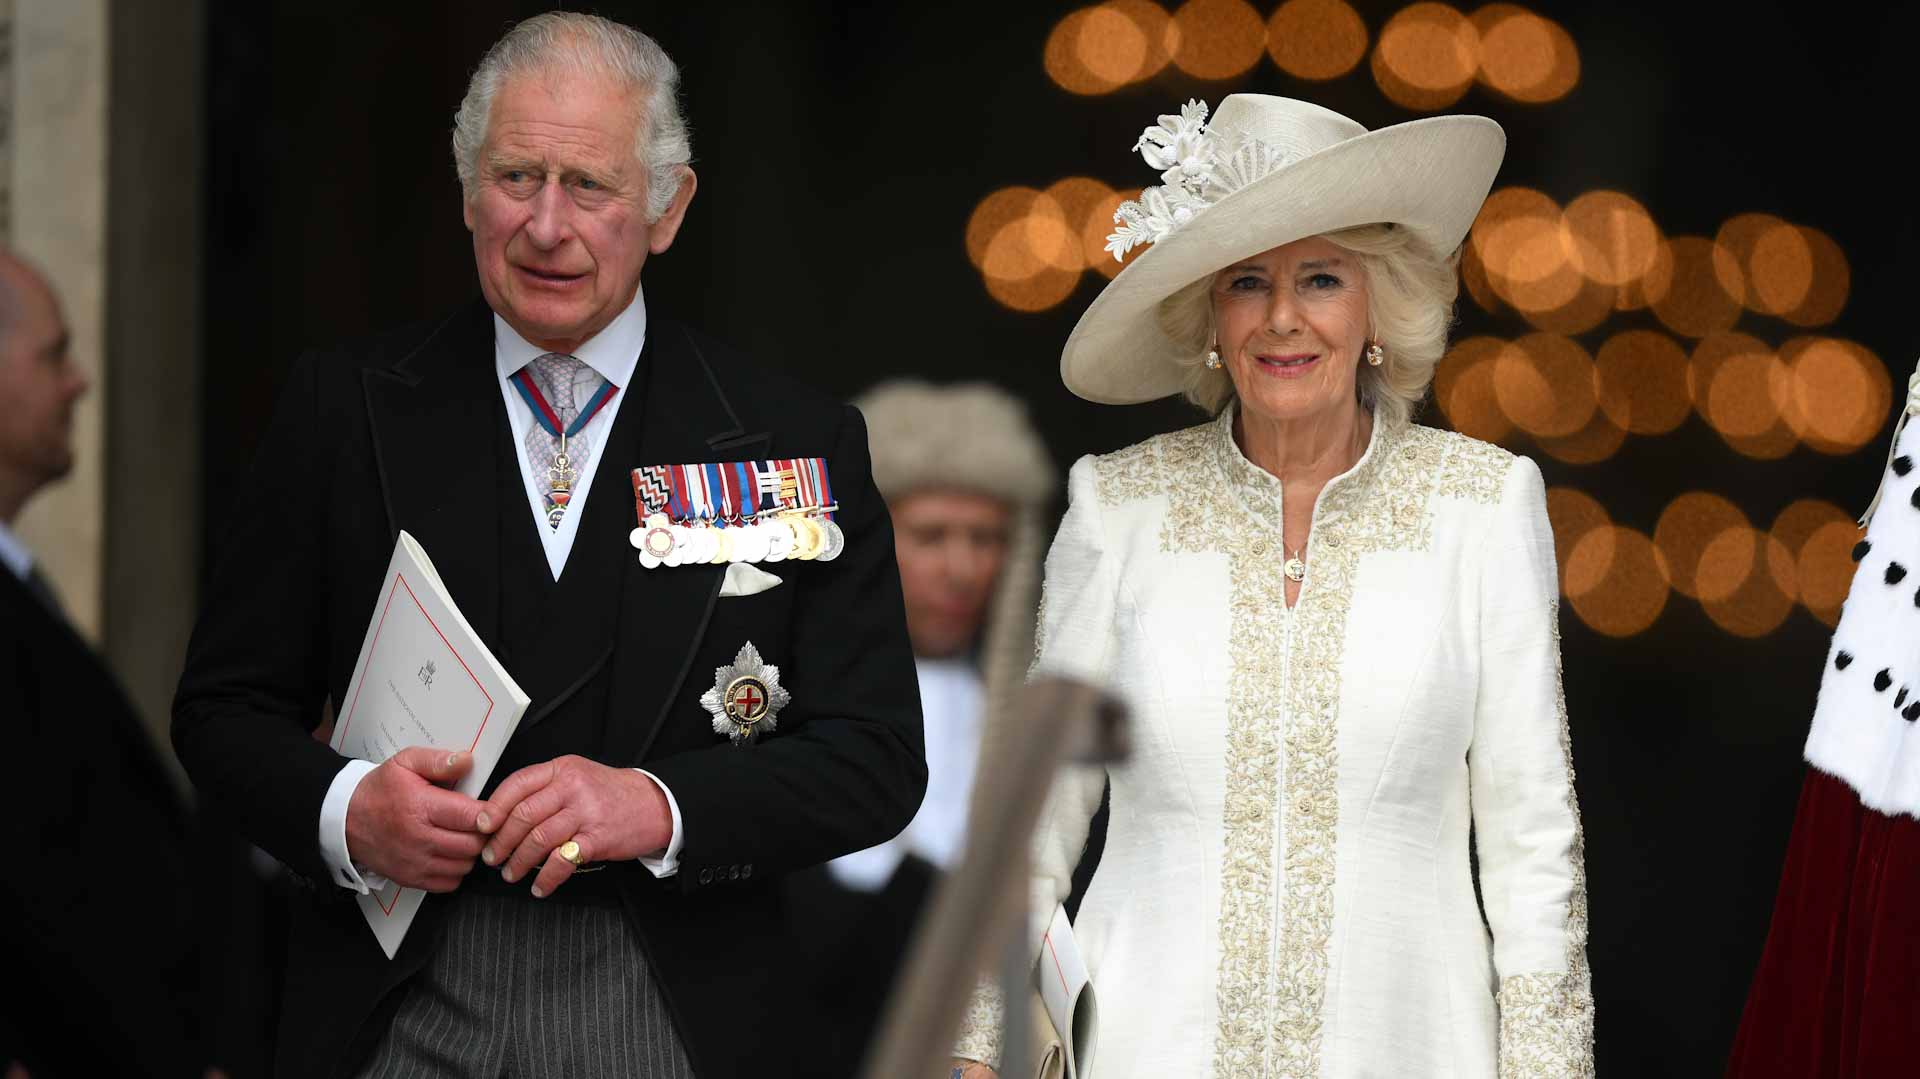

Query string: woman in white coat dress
951 95 1593 1078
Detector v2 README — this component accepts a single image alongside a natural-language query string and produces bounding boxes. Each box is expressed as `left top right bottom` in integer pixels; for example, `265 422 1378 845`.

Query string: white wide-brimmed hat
1062 94 1505 405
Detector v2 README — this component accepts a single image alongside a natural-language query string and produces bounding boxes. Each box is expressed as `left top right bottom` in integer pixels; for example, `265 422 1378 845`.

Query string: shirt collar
0 519 34 583
491 284 648 390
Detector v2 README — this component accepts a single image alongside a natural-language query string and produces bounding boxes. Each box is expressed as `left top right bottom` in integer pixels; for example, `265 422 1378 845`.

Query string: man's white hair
451 12 692 221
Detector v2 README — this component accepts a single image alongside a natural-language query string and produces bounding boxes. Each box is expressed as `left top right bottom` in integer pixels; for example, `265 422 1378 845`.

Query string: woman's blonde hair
1154 223 1460 429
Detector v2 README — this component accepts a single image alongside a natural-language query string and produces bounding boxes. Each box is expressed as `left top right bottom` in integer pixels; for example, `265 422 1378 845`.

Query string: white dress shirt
827 655 982 890
318 288 685 893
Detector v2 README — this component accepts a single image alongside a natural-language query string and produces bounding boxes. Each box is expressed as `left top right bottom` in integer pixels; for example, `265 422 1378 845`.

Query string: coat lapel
602 322 769 767
360 300 505 655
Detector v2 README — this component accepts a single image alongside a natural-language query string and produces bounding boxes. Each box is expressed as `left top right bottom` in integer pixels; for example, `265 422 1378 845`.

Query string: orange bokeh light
967 186 1083 312
1615 235 1675 311
1472 4 1579 104
1717 213 1808 318
1654 492 1747 600
1700 529 1797 637
1781 336 1892 455
1563 191 1662 289
1433 335 1513 444
1786 509 1861 627
1045 2 1178 94
1494 333 1595 438
1546 486 1610 597
1267 0 1369 80
1594 330 1690 435
1536 411 1628 465
1567 526 1669 637
1170 0 1267 80
1704 348 1797 459
1781 225 1850 327
1371 3 1479 111
1652 236 1744 339
1044 177 1118 273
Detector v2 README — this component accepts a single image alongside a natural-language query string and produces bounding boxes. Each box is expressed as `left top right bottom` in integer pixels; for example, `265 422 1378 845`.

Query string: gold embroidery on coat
1496 599 1596 1076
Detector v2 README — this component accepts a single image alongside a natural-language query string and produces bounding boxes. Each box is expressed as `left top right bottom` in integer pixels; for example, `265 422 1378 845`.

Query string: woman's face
1210 235 1371 428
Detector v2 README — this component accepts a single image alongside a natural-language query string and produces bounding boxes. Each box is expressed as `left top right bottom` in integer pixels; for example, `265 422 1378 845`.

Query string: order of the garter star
701 641 791 745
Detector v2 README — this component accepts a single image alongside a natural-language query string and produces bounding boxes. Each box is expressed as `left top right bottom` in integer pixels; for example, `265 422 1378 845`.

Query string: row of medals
630 510 845 567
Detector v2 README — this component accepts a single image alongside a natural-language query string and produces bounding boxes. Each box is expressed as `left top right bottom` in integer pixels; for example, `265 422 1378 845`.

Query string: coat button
729 865 741 880
741 864 753 878
698 868 713 885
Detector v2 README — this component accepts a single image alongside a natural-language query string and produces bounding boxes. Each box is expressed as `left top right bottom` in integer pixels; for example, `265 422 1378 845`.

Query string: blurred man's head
891 489 1013 658
854 381 1055 660
0 251 85 524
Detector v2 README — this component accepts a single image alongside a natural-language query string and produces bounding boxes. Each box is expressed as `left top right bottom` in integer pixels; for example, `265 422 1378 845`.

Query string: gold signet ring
558 840 587 866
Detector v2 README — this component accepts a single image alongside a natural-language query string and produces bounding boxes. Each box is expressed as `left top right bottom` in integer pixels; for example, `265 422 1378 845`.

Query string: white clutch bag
1028 904 1098 1079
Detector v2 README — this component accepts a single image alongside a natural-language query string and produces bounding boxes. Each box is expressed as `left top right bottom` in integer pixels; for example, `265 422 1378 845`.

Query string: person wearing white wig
951 96 1593 1077
787 379 1054 1075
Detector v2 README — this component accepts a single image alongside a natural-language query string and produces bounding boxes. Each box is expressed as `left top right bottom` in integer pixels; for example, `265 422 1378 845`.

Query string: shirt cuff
633 768 683 877
318 758 389 893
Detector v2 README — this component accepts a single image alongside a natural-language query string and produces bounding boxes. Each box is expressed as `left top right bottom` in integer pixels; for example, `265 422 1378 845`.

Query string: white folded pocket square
719 562 783 597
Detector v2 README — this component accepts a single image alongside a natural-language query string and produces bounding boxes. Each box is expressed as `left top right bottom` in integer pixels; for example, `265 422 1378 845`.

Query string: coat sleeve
172 351 349 883
955 455 1116 1068
1466 455 1595 1076
642 405 929 891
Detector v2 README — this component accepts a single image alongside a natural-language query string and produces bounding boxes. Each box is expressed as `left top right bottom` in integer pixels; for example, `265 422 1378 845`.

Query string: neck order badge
510 365 620 528
628 457 842 569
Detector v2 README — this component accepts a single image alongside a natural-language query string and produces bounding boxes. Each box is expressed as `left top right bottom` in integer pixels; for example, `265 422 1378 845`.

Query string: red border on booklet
335 570 497 915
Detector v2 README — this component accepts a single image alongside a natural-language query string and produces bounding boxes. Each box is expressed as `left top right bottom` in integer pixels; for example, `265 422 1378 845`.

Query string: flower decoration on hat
1106 99 1303 261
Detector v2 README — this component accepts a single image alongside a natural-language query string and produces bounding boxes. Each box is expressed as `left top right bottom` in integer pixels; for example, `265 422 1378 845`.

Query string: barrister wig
851 380 1057 748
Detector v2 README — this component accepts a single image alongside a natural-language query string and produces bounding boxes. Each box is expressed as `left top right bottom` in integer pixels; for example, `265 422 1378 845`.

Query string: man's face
891 489 1013 659
0 268 84 498
463 69 695 352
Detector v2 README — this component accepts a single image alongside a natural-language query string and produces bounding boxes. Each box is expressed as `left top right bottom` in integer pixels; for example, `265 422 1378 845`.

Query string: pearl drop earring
1204 346 1222 370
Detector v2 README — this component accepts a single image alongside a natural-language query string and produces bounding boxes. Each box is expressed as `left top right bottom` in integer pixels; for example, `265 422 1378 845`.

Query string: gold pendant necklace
1284 544 1306 583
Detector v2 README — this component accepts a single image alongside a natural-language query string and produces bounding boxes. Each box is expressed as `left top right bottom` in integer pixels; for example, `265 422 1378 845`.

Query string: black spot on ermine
1896 687 1908 708
1836 650 1854 670
1896 455 1914 476
1889 563 1909 585
1853 540 1872 562
1911 486 1920 510
1905 701 1920 722
1875 669 1893 692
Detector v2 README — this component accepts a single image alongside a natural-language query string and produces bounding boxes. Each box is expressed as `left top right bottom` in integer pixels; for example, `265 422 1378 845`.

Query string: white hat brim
1061 114 1506 405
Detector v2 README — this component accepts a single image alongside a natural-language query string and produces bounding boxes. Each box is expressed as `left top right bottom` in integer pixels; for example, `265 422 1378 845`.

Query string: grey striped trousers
358 893 696 1078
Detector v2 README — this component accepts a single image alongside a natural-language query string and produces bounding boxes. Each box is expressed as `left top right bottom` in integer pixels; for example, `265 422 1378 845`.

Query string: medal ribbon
509 368 618 441
704 462 734 527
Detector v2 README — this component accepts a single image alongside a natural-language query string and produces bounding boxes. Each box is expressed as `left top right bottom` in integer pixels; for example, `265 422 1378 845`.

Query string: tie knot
529 353 588 411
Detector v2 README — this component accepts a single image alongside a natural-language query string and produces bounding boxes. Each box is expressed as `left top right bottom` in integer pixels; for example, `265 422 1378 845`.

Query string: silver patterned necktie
521 353 599 530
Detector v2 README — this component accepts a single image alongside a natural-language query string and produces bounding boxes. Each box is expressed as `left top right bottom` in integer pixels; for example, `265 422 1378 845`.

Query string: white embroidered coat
957 408 1593 1077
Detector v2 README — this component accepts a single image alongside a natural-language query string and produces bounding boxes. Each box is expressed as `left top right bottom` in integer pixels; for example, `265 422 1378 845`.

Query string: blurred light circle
1471 4 1580 103
1043 177 1118 274
1266 0 1369 80
1494 333 1595 438
966 187 1042 271
1652 236 1745 338
1655 492 1748 600
1563 191 1662 288
1716 213 1813 318
1594 330 1691 435
1433 335 1514 443
1077 5 1152 86
1792 515 1862 627
1705 347 1798 459
1567 526 1669 637
1694 523 1760 604
1046 8 1128 94
1460 241 1505 314
1547 486 1611 597
1782 336 1892 455
1171 0 1267 80
1781 225 1851 327
1701 530 1797 637
1371 3 1480 111
1536 411 1628 465
1614 235 1675 311
967 187 1083 312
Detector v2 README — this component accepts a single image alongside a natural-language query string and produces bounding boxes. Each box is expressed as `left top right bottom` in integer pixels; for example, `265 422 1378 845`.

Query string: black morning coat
171 298 928 1079
2 567 202 1076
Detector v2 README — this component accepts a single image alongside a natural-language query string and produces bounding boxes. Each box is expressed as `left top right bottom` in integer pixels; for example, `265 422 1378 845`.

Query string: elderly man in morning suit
172 14 924 1078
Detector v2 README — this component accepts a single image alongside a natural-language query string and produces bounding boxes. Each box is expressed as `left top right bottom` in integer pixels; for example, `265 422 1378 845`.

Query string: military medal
510 366 619 530
700 641 791 745
815 514 845 562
